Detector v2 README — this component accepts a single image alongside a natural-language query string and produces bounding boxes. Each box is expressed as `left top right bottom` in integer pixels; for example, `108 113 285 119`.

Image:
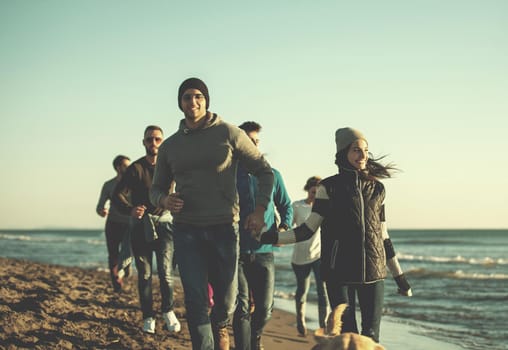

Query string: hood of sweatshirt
178 112 220 135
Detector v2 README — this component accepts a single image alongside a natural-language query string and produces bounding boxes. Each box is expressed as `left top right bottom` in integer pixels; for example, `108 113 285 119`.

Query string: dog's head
311 332 385 350
312 304 386 350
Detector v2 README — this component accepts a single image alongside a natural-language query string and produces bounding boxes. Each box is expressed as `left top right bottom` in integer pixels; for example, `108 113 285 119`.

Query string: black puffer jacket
320 168 386 284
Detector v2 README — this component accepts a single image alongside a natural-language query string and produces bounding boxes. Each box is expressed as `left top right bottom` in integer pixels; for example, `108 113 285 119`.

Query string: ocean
1 228 507 350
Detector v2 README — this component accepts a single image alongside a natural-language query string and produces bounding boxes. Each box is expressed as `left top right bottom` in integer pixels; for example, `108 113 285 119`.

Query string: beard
145 146 158 157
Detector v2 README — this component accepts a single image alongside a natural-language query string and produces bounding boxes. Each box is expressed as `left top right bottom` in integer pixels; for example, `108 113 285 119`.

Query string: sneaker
163 311 181 333
143 317 156 334
252 336 264 350
124 264 132 278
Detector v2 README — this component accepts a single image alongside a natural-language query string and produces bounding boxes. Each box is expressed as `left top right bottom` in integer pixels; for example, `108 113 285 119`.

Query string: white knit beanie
335 127 367 153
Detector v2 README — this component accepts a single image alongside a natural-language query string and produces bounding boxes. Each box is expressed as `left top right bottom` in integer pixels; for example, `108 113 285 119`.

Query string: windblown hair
334 147 398 181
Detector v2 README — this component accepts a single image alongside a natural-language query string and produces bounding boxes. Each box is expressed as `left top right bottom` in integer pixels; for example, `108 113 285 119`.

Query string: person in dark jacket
256 127 412 344
113 125 180 335
96 154 131 292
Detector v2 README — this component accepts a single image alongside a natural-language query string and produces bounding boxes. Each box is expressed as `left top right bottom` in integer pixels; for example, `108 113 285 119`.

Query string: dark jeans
173 222 239 350
105 219 130 291
233 252 275 350
291 259 328 307
326 279 384 342
131 220 175 319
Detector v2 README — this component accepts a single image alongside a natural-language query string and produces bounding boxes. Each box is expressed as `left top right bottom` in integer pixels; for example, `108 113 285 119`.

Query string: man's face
181 88 207 124
116 159 131 175
143 129 163 156
246 131 260 147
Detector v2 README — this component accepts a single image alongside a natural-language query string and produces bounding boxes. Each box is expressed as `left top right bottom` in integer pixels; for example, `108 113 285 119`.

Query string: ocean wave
273 290 295 300
0 233 103 245
86 239 104 245
396 239 480 245
407 268 508 280
0 233 33 241
399 253 507 266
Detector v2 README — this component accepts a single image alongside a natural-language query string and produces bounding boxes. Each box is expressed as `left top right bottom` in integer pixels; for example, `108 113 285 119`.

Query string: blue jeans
233 252 274 350
326 280 384 342
131 220 175 319
291 259 328 307
173 222 239 350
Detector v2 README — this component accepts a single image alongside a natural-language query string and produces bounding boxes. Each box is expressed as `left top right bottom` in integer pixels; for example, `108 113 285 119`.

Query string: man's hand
161 193 184 213
277 224 289 232
245 205 266 236
131 205 147 220
98 208 108 218
273 224 289 246
252 230 279 244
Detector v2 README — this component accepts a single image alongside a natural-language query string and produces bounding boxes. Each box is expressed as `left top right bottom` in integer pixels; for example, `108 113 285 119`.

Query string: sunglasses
145 137 163 143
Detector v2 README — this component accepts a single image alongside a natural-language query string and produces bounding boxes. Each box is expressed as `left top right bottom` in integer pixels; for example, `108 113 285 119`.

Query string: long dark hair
334 147 398 181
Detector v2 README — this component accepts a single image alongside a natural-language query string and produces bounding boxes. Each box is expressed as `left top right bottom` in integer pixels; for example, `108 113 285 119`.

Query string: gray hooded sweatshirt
150 113 274 226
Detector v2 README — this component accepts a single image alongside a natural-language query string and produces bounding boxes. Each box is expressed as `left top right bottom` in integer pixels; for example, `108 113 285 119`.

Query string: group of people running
95 77 412 350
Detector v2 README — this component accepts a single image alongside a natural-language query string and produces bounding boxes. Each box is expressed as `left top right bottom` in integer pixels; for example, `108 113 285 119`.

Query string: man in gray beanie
151 78 274 350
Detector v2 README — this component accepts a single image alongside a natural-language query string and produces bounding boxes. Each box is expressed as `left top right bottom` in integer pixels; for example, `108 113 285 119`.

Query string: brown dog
312 332 386 350
311 304 386 350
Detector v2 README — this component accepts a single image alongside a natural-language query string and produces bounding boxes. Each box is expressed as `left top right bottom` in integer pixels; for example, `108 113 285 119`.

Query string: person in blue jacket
233 121 293 350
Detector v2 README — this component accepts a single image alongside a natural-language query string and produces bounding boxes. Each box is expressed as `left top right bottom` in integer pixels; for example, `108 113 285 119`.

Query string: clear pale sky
1 1 507 229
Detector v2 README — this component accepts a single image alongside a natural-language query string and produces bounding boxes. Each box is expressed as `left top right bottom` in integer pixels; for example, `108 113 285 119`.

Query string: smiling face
347 139 369 170
180 88 207 128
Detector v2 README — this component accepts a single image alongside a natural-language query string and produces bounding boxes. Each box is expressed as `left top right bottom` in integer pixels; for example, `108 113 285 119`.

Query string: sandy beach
0 257 462 350
0 257 313 350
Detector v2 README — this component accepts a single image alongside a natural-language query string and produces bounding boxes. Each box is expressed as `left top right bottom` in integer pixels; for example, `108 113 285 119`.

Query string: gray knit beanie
178 77 210 111
335 127 367 153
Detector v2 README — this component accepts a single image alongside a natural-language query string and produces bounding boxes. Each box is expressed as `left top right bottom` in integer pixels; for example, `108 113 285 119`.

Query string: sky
1 0 507 230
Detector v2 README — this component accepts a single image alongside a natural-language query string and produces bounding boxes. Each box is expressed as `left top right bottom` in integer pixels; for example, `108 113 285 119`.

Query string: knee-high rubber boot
296 302 307 336
318 305 328 329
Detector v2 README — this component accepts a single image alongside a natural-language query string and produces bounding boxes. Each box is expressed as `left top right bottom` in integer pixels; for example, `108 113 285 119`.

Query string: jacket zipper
330 240 339 269
355 172 366 282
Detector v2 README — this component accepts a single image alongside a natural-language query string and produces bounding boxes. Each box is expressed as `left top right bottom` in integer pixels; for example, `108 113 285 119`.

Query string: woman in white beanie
256 127 411 344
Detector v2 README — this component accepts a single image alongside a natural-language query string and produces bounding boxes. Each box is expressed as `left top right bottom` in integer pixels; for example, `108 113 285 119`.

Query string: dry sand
0 257 312 350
